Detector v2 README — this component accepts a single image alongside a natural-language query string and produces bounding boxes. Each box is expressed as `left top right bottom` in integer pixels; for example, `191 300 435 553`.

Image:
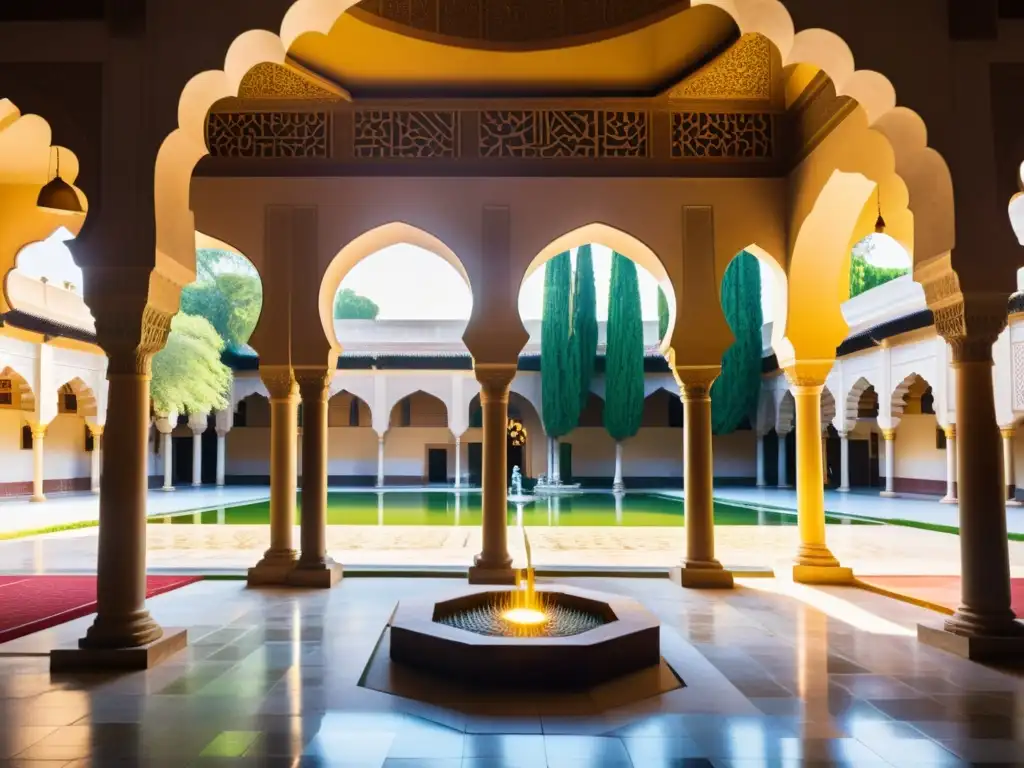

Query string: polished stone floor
5 519 1024 576
1 577 1023 766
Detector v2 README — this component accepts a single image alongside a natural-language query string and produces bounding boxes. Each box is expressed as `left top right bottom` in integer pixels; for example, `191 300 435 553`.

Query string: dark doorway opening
507 440 524 483
173 435 192 486
468 442 482 486
559 442 573 484
201 428 217 484
427 448 448 484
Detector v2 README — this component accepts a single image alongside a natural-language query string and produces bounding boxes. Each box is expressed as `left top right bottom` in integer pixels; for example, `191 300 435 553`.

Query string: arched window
235 400 248 427
349 397 360 427
21 425 32 450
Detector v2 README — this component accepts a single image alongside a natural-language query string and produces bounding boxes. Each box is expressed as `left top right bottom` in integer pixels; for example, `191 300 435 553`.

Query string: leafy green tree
849 253 907 298
603 252 645 489
711 251 763 435
151 314 232 417
196 248 256 283
572 245 598 413
334 288 381 320
657 287 670 341
541 251 580 481
180 272 262 351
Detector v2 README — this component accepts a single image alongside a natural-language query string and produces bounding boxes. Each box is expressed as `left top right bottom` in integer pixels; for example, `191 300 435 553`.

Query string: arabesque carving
354 110 458 158
479 110 648 158
668 34 772 101
1013 343 1024 411
261 367 298 401
671 112 772 158
238 63 342 101
207 112 330 158
100 305 175 377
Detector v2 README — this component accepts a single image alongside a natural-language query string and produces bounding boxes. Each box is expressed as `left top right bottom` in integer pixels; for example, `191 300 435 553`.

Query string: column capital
674 365 719 400
1001 426 1016 440
475 363 516 400
882 428 897 441
29 422 48 439
101 304 175 378
87 424 105 438
216 428 229 438
932 293 1008 365
782 360 832 391
943 424 957 439
293 367 332 402
260 365 297 402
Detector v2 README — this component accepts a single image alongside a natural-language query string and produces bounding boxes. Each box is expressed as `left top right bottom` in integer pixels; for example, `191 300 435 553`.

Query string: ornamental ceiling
286 4 738 98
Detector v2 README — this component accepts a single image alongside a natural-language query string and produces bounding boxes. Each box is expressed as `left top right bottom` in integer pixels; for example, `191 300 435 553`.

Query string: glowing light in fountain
499 513 549 631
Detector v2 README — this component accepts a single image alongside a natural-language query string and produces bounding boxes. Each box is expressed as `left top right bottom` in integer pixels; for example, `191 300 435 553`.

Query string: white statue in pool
510 465 523 497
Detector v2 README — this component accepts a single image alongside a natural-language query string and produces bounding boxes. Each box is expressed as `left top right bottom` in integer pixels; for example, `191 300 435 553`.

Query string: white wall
42 412 91 481
894 413 945 482
0 410 32 483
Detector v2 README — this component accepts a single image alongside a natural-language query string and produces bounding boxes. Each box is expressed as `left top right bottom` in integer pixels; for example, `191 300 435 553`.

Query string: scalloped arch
843 375 875 425
890 371 932 421
155 0 954 311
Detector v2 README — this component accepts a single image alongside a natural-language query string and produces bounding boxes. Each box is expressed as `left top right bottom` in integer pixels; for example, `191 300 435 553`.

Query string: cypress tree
711 251 764 434
603 252 645 489
657 287 670 341
541 251 579 442
572 245 598 412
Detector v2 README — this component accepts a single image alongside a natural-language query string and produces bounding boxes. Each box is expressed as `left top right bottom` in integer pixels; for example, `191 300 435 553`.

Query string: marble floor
0 487 273 536
5 520 1024 577
1 576 1023 767
707 487 1024 535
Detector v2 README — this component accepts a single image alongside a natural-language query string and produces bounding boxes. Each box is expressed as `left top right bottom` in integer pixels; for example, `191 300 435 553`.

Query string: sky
16 229 911 322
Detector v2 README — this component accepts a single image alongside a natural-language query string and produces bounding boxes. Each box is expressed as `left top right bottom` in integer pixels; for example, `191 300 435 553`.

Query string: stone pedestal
52 629 187 672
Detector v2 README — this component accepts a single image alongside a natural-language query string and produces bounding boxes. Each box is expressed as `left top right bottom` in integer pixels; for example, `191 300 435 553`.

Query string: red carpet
859 575 1024 617
0 575 201 645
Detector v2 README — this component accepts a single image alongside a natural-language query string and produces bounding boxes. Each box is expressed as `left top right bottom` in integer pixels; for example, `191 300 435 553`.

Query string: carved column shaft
30 424 47 502
296 370 330 569
249 367 299 584
469 365 515 584
82 307 171 649
678 373 731 588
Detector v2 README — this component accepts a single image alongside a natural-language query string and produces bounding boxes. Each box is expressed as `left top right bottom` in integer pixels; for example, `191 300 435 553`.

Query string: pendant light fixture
874 186 887 234
37 147 83 214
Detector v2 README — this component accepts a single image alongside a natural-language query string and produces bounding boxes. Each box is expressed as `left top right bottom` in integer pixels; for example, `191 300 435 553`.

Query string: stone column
454 436 461 489
215 429 227 487
155 416 175 492
918 316 1024 654
777 431 790 488
29 423 47 502
678 373 732 588
288 369 342 587
1002 427 1019 506
838 432 851 492
755 433 766 487
551 437 561 484
941 425 958 504
248 367 299 585
71 323 181 659
190 423 204 487
89 425 103 493
376 434 385 488
468 364 515 584
880 429 897 497
612 441 625 492
786 370 851 585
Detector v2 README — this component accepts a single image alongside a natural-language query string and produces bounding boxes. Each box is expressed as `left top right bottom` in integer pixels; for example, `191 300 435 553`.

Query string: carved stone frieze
671 112 772 158
1013 343 1024 411
478 110 648 158
667 33 772 101
206 112 330 158
238 63 343 101
933 295 1010 365
352 0 689 46
354 110 459 158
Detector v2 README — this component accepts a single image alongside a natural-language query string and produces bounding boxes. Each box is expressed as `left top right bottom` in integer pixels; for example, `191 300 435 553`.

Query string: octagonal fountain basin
389 586 661 689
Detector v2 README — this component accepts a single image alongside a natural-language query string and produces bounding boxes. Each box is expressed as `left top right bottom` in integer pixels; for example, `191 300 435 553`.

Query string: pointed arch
820 385 836 429
57 376 99 423
776 389 795 434
319 222 470 351
844 376 876 427
890 372 932 423
387 389 449 430
0 365 34 413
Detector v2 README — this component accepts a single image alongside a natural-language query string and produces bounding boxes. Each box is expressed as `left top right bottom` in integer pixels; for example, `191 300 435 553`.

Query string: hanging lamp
874 186 887 234
37 147 83 214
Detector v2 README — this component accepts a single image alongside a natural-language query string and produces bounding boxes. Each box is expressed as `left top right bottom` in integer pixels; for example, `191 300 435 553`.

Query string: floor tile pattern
0 577 1022 766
